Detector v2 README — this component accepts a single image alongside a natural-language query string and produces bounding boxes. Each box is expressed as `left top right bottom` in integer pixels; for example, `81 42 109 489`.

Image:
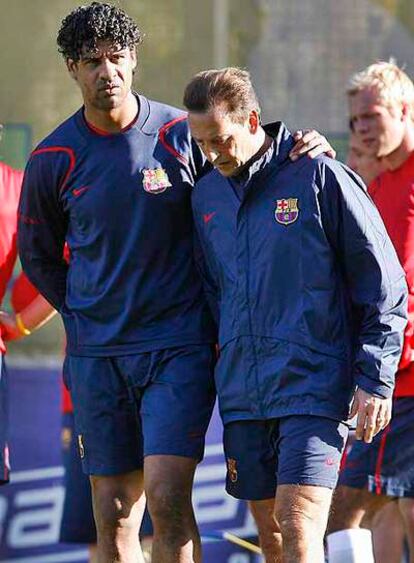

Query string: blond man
328 61 414 563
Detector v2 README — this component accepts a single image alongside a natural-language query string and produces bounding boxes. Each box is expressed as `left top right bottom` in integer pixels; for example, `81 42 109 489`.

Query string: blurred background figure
328 60 414 563
345 132 408 563
346 133 385 185
0 122 55 487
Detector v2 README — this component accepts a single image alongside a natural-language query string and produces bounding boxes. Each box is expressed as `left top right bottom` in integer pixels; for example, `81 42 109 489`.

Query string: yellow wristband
16 313 31 336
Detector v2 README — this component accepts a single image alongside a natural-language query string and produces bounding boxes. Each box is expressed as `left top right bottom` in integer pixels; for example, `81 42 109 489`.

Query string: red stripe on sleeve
31 146 76 193
159 116 189 165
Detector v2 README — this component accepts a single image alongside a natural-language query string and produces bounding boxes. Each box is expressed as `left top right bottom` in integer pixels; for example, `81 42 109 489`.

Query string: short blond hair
347 60 414 116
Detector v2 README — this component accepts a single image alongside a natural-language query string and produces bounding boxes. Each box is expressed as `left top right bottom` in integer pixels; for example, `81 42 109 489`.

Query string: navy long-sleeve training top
18 95 216 356
192 122 408 423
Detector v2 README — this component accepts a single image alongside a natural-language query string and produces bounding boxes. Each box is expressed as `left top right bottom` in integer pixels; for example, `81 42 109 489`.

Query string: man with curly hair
18 3 335 562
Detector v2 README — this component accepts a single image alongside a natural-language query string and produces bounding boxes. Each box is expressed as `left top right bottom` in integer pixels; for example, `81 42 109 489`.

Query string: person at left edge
0 149 56 486
184 67 407 563
17 4 336 561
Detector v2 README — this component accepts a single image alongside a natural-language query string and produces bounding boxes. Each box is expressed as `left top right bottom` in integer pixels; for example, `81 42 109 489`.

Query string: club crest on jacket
227 458 238 483
275 198 299 225
142 168 172 194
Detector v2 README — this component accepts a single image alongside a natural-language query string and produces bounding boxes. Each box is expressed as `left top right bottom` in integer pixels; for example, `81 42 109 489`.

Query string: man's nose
204 146 220 163
354 118 369 134
99 59 117 81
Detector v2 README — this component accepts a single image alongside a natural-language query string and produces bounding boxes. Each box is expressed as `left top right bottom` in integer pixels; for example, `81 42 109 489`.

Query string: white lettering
7 487 64 548
194 484 239 523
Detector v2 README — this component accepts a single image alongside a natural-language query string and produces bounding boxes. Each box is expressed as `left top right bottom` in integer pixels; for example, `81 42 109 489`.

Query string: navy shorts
59 413 154 543
223 415 348 500
63 345 216 475
0 355 10 485
339 397 414 497
60 412 96 544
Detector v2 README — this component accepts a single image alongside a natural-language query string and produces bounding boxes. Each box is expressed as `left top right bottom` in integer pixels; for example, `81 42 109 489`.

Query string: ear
130 48 137 71
401 101 411 121
66 59 79 81
248 109 260 133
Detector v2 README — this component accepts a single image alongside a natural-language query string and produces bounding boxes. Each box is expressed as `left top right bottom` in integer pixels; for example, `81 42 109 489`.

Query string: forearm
19 252 68 311
0 295 57 342
14 295 56 333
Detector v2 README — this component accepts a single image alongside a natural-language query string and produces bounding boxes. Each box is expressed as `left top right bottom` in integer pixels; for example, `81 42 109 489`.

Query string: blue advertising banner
0 366 262 562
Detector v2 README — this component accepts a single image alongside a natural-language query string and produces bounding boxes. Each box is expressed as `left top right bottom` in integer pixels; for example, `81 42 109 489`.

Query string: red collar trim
84 112 139 136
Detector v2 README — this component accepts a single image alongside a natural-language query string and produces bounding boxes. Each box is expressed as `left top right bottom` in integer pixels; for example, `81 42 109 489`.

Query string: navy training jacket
192 122 407 424
18 95 216 356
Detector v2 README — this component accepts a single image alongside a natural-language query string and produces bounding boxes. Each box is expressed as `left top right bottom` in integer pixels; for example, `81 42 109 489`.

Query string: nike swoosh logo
72 186 90 197
203 212 216 224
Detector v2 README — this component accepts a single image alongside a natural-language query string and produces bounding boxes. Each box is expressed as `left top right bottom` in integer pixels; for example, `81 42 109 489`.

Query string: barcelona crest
227 458 238 483
142 168 172 194
275 198 299 226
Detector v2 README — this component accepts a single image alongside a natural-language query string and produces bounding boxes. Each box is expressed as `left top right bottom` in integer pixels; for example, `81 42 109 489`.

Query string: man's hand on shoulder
349 387 392 443
289 129 336 161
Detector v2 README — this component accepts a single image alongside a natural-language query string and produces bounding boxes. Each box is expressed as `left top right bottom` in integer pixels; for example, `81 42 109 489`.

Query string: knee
146 481 191 530
91 477 143 532
275 510 310 546
275 498 325 545
249 500 281 553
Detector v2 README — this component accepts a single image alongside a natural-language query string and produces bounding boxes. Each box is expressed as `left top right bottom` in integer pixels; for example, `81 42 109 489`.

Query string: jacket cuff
354 373 394 399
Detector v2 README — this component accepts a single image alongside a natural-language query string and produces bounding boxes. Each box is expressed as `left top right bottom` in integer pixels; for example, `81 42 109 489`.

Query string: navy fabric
59 412 153 543
339 397 414 497
0 355 9 485
63 345 216 475
18 95 215 356
192 122 407 424
60 412 96 544
223 415 348 500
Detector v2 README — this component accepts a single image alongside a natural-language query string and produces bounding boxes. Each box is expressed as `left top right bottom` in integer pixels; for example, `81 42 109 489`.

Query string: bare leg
327 485 391 563
90 469 146 563
398 498 414 563
328 485 389 531
145 455 199 563
370 501 404 563
88 544 98 563
249 499 282 562
140 536 153 563
275 484 332 563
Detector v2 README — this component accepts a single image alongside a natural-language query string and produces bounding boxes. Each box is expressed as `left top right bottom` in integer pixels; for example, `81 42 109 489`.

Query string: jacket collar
230 121 294 189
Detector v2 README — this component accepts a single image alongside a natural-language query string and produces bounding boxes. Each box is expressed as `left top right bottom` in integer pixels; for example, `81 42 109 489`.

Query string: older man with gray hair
184 66 407 563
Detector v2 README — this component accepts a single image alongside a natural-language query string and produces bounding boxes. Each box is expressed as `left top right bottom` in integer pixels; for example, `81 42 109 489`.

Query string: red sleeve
10 272 39 313
61 379 73 414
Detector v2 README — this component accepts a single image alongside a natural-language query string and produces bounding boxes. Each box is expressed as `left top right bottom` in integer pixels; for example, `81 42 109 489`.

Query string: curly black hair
57 2 143 61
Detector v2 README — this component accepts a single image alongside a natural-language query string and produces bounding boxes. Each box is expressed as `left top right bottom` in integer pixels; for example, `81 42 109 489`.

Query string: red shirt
10 272 39 312
0 162 24 353
61 382 73 414
11 269 73 413
369 151 414 396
